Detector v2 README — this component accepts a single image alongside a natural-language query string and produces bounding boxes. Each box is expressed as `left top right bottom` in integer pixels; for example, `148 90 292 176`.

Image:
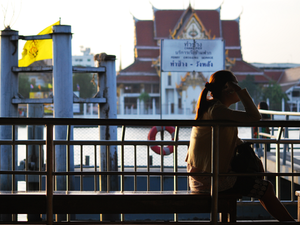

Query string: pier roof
277 67 300 91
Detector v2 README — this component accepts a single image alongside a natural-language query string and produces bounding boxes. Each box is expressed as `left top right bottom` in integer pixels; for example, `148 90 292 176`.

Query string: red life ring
147 126 176 155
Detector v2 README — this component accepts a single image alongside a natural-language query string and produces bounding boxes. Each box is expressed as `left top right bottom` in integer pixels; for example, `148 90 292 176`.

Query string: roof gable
172 12 210 39
264 70 284 82
194 10 220 38
118 60 157 74
222 20 240 46
154 9 220 39
135 20 157 46
154 10 184 38
231 60 264 74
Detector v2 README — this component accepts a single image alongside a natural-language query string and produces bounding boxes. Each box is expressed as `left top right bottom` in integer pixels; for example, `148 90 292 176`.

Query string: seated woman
185 70 294 222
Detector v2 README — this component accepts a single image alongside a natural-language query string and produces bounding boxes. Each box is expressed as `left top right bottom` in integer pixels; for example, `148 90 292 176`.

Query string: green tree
139 92 150 103
239 75 263 104
262 81 288 111
139 92 150 111
73 73 97 98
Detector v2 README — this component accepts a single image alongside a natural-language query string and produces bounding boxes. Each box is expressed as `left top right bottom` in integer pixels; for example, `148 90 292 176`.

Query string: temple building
116 4 273 119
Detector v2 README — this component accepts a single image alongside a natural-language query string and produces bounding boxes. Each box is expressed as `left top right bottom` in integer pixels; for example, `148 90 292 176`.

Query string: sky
1 0 300 70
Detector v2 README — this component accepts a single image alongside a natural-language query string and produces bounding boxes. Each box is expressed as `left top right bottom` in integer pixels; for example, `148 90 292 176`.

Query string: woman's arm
210 89 261 122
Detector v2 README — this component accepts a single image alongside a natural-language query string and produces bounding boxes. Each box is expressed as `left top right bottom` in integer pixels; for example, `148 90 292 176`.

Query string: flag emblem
27 41 39 59
19 21 60 67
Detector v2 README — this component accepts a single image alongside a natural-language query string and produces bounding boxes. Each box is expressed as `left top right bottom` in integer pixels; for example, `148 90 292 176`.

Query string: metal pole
52 25 74 191
276 127 283 198
27 104 44 221
211 125 219 224
95 54 118 191
283 115 289 165
46 124 53 225
52 25 74 222
173 126 179 222
173 126 179 191
95 54 119 221
0 27 19 222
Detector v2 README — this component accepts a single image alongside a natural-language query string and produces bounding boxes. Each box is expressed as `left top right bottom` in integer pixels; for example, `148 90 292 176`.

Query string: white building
72 47 94 67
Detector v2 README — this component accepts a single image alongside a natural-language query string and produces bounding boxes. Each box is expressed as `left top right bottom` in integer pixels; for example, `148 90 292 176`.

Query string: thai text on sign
161 39 225 72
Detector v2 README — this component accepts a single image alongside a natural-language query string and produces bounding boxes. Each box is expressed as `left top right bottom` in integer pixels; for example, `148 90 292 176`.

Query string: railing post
276 127 283 198
173 126 179 191
27 104 44 221
283 115 289 165
173 126 179 222
211 125 219 225
46 124 53 225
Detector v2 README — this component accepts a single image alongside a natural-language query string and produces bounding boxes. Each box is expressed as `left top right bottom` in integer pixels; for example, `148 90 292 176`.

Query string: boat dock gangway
0 117 299 224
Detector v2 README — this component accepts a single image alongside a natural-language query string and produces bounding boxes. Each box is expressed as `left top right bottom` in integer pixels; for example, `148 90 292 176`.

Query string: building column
174 90 178 115
120 88 124 115
137 98 140 115
152 98 155 115
161 72 167 116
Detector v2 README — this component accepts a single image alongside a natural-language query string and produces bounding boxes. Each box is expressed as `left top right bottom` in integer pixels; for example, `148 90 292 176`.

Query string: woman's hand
224 81 242 93
221 81 242 106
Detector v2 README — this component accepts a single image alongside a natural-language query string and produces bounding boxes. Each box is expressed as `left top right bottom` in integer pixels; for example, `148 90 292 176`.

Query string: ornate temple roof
135 20 157 46
154 8 221 39
117 4 274 84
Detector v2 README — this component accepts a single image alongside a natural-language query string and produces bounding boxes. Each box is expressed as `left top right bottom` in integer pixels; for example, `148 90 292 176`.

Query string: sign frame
161 39 225 72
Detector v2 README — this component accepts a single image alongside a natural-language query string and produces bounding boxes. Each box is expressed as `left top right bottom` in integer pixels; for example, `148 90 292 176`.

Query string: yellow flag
18 21 60 67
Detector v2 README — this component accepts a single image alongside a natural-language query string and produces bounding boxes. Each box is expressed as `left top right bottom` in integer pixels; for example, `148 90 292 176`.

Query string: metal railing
0 117 299 224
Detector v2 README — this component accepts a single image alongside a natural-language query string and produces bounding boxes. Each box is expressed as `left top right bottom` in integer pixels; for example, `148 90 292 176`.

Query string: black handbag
231 142 261 176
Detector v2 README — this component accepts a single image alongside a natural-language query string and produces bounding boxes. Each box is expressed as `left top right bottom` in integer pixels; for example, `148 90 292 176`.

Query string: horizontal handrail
0 170 298 177
259 109 300 116
1 138 300 145
0 117 299 126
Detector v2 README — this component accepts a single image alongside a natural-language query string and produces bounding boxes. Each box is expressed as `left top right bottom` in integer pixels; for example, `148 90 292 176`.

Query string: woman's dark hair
195 70 236 120
258 101 270 119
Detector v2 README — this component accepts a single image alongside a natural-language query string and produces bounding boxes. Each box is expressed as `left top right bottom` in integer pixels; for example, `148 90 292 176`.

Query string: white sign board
161 39 225 72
